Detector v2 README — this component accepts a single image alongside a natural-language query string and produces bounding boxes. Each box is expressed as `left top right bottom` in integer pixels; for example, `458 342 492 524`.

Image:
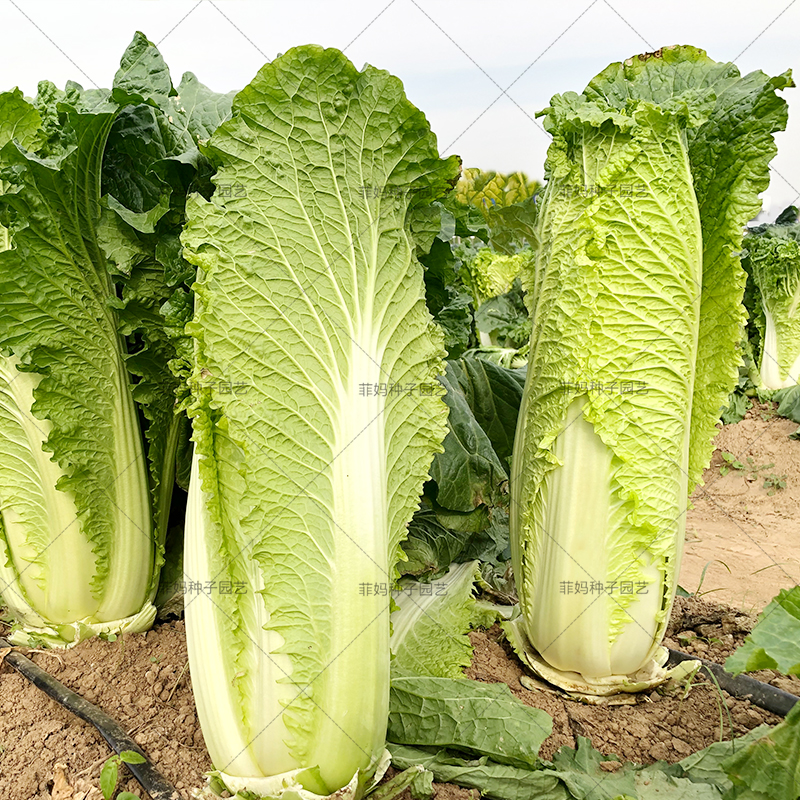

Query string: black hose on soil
0 637 180 800
667 648 798 717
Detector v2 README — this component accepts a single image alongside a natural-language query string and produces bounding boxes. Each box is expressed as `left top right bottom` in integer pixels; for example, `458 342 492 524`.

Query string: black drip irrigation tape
668 648 799 717
0 637 180 800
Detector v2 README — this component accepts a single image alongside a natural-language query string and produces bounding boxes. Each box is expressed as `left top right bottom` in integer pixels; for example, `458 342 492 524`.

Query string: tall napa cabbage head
0 32 229 647
508 46 792 696
743 212 800 389
180 46 458 798
0 83 159 646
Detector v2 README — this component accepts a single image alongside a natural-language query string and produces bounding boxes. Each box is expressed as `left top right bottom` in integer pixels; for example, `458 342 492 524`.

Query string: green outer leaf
390 741 729 800
172 71 236 142
113 254 185 596
388 676 552 768
388 744 568 800
102 33 233 606
181 45 456 793
391 727 785 800
684 66 792 483
722 702 800 800
675 726 770 790
0 89 43 152
633 771 723 799
408 768 434 800
725 586 800 675
431 362 508 511
369 766 425 800
583 45 794 490
548 737 639 799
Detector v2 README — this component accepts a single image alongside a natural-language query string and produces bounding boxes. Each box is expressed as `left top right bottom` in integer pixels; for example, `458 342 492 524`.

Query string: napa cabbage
0 85 158 646
508 46 792 695
180 46 458 798
743 210 800 389
0 33 228 646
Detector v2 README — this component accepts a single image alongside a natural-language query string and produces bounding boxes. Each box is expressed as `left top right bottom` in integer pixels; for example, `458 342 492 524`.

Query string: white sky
1 0 797 220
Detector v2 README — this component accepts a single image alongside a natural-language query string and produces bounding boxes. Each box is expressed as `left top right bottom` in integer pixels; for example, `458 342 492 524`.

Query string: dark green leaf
474 283 530 350
721 392 750 424
458 507 509 563
112 31 173 105
675 726 770 789
726 586 800 675
449 356 526 465
773 385 800 424
550 738 637 799
421 234 473 359
722 703 800 800
389 744 568 800
488 193 538 255
370 767 426 800
409 767 434 799
431 502 489 534
430 363 508 511
172 72 235 143
402 510 467 580
388 676 552 768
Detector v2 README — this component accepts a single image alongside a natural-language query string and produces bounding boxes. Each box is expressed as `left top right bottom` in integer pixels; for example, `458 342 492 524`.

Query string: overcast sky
1 0 797 220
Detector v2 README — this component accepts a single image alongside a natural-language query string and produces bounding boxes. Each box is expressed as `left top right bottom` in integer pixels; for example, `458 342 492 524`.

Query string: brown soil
0 413 798 800
682 406 800 611
466 597 799 765
0 620 210 799
3 597 797 800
